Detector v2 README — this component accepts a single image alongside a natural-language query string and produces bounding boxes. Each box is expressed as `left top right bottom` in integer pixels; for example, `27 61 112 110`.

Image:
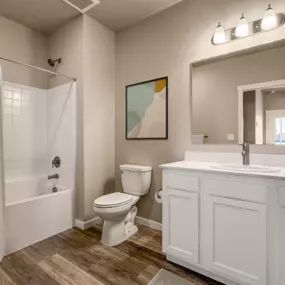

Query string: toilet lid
94 192 133 208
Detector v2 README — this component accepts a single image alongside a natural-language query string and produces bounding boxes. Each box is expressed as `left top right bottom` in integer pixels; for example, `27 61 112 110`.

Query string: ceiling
87 0 184 32
0 0 184 35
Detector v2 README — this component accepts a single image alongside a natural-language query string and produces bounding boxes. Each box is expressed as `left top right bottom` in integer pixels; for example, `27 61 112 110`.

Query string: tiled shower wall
46 83 76 191
2 81 76 189
3 82 46 181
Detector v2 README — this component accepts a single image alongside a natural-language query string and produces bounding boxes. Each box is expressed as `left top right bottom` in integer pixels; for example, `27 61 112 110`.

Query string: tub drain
52 187 58 193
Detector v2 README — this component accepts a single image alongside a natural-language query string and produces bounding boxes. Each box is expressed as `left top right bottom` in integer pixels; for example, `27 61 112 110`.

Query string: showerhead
48 58 62 67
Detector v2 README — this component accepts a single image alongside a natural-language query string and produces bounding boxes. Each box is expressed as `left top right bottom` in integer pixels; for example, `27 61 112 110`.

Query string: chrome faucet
48 174 59 180
241 142 250 166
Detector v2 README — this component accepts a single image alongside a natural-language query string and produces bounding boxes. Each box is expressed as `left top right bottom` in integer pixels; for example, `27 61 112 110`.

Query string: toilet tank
120 165 152 196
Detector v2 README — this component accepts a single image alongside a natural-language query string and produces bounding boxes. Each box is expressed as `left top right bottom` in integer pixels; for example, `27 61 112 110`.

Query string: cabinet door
163 188 199 264
205 196 266 285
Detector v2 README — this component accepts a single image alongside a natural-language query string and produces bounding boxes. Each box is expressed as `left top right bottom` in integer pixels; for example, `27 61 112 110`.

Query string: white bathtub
5 176 74 254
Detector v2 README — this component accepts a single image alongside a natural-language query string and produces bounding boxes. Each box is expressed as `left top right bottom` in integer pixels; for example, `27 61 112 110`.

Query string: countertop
160 161 285 179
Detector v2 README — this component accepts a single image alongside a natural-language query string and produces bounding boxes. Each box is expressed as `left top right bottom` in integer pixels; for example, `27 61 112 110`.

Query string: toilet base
101 206 138 246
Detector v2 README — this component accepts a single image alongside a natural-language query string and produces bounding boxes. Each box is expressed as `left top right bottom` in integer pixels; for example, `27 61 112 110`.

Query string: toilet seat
94 192 134 208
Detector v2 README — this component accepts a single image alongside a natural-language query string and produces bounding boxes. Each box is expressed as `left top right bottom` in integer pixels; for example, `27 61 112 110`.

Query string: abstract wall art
126 77 168 140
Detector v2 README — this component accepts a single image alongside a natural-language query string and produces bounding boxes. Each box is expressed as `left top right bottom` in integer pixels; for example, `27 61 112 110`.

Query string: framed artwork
126 77 168 140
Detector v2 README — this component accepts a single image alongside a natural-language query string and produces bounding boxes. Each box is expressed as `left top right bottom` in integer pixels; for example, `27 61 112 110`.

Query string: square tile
13 92 22 100
3 106 12 115
4 98 13 107
4 90 13 99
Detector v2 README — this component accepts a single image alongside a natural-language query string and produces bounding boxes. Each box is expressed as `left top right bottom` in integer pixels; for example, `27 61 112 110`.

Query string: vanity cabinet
161 169 282 285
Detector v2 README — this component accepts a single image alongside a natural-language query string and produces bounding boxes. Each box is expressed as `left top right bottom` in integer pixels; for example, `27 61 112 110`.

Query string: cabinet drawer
203 178 267 203
163 173 199 192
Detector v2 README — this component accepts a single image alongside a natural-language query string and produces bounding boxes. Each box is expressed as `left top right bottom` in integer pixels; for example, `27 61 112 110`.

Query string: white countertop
160 161 285 179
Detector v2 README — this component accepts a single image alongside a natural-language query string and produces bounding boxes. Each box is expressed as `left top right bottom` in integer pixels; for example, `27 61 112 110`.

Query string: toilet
93 164 152 246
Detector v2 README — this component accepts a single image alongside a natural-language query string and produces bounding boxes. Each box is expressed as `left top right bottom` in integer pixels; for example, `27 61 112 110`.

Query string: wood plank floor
0 226 224 285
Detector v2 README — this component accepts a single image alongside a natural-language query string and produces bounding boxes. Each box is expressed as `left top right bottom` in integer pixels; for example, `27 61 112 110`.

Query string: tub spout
48 174 59 180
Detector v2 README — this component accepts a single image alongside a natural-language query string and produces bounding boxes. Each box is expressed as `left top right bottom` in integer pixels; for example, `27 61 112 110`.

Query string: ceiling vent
60 0 100 13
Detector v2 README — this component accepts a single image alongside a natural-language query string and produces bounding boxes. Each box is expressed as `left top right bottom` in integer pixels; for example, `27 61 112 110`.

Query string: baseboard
75 216 162 231
74 217 102 230
135 216 162 231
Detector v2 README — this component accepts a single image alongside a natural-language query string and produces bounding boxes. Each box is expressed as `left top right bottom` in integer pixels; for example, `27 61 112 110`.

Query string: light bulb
262 4 277 30
235 14 249 37
213 22 226 44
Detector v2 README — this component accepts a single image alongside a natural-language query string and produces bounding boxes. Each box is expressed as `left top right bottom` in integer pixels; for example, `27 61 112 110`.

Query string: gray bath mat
148 269 195 285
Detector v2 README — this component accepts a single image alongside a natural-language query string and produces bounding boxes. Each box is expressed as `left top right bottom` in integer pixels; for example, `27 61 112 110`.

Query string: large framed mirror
191 43 285 145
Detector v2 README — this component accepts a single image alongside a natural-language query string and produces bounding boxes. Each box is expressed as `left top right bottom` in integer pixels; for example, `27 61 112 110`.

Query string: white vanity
160 152 285 285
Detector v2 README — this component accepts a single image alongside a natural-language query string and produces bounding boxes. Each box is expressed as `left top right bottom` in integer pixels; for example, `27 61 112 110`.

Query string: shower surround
2 81 76 254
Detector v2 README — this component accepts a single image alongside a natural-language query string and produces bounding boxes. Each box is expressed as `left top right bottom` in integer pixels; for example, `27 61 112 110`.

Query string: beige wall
192 46 285 144
0 16 48 88
48 16 85 220
264 91 285 111
82 15 115 220
115 0 285 223
48 15 115 221
48 17 83 88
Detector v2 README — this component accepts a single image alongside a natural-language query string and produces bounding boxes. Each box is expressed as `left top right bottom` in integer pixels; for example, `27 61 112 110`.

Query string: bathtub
5 176 74 254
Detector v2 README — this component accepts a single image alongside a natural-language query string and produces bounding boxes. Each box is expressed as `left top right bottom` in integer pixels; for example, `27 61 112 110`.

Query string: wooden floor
0 226 223 285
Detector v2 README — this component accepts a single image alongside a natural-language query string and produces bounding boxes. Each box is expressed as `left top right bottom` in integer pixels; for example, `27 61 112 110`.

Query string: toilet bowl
94 164 152 246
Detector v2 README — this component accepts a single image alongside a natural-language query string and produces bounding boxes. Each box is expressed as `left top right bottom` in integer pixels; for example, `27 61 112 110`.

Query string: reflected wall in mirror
192 44 285 145
240 82 285 145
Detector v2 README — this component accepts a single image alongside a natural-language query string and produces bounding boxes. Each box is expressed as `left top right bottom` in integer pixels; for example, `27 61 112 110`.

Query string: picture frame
125 76 168 140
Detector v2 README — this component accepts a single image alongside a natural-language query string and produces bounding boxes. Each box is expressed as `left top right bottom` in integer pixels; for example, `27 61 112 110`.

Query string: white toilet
93 164 152 246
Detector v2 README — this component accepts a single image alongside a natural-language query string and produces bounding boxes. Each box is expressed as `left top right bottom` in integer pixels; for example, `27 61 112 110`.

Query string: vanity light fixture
262 4 277 30
213 22 226 44
212 5 285 45
235 14 249 37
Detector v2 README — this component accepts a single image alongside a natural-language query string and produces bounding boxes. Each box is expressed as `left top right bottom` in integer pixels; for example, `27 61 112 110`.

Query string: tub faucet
241 142 250 166
48 174 59 180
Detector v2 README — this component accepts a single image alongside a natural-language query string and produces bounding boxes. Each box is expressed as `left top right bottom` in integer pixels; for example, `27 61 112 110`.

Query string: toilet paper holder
155 189 163 204
157 189 162 199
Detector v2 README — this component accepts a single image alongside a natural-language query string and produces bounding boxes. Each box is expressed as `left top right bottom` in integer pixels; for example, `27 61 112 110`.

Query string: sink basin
210 164 281 173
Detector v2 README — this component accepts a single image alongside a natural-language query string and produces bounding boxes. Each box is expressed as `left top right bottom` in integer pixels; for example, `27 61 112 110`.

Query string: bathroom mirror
191 44 285 145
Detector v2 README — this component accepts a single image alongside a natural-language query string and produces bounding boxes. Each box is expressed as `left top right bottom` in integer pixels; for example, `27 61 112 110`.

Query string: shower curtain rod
0 56 76 82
